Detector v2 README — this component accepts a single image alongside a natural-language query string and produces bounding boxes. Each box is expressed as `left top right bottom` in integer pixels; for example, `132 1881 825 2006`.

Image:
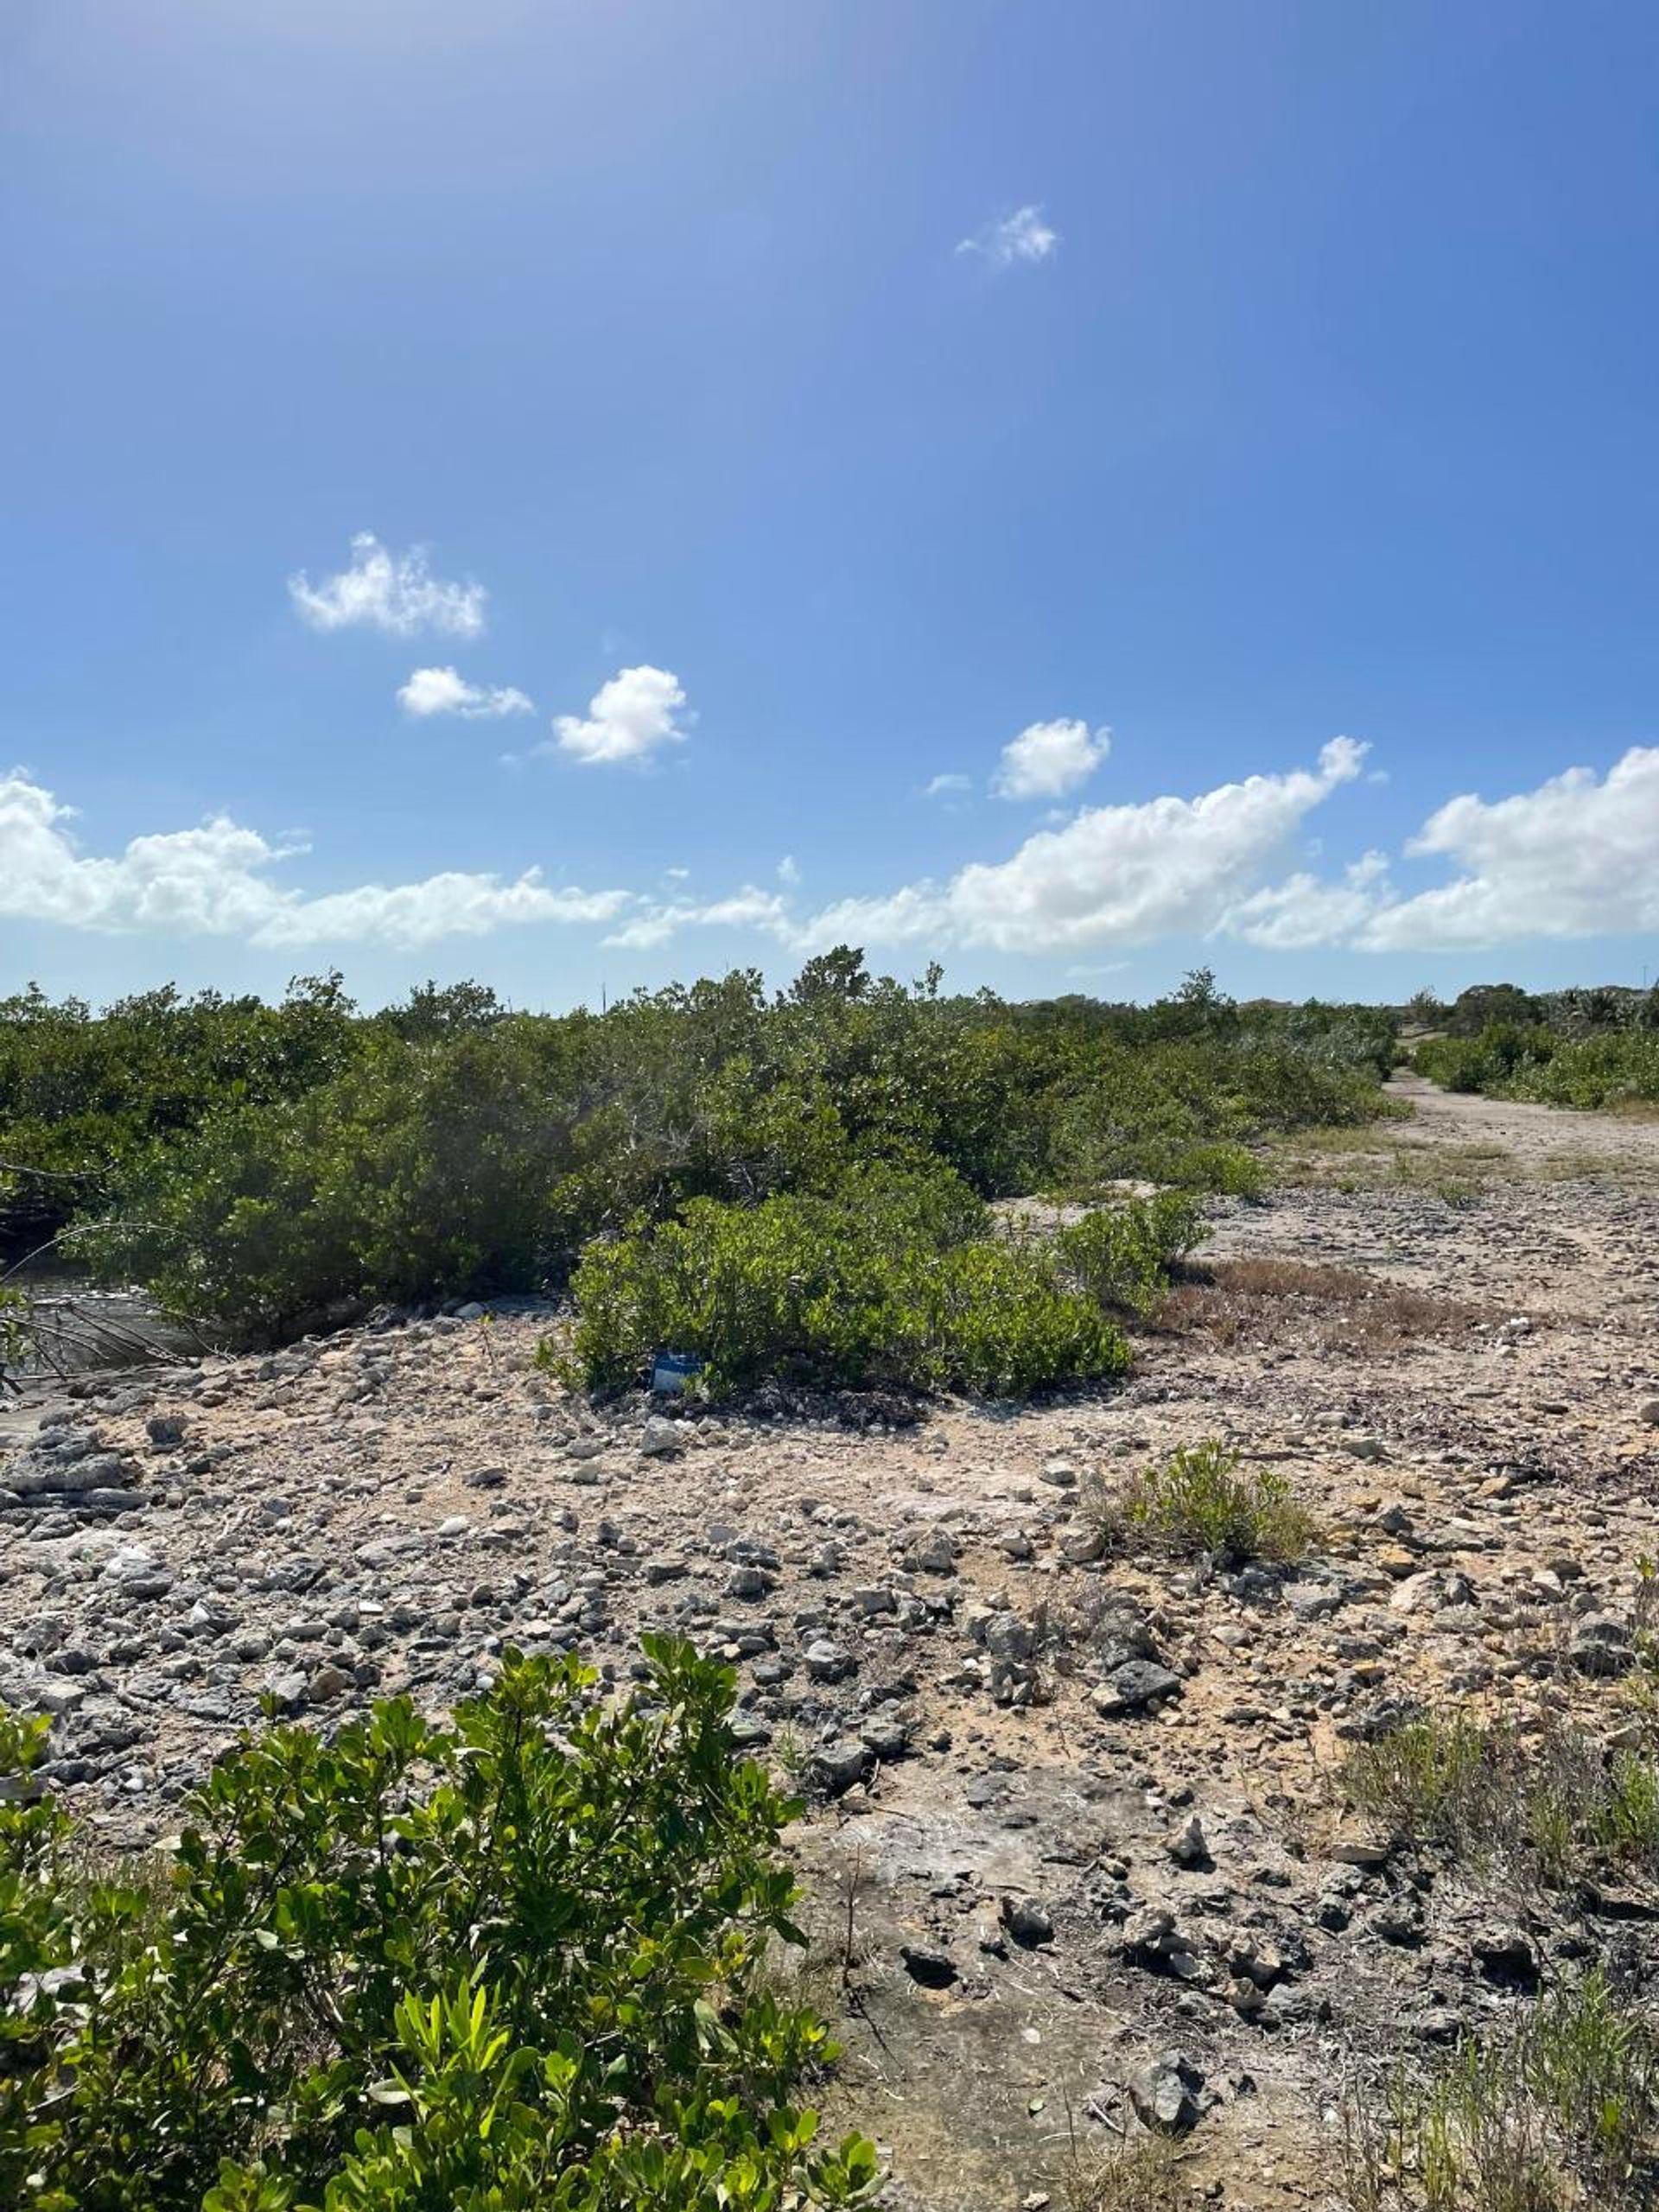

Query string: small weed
1090 1439 1314 1567
771 1723 808 1782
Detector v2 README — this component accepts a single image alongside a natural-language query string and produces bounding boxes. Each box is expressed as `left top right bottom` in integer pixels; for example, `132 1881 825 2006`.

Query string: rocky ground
3 1077 1658 2209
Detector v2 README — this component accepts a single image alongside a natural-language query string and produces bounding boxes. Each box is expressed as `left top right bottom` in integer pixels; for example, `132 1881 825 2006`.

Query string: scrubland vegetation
9 963 1659 2211
3 959 1389 1370
1347 1971 1659 2212
1089 1438 1316 1567
1411 982 1659 1109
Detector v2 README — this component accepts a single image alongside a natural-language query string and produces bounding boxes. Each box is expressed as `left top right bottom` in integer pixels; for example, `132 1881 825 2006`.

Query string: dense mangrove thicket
3 958 1392 1346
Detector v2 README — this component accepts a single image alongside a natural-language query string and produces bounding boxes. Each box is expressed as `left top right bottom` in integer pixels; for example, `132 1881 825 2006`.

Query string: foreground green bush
1090 1440 1314 1566
0 1643 878 2212
559 1169 1130 1399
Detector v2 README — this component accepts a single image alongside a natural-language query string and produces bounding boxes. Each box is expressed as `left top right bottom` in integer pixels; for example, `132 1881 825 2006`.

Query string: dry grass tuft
1059 2128 1194 2212
1158 1256 1484 1356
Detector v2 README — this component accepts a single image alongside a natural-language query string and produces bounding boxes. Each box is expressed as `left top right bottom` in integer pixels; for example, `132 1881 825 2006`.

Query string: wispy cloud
289 533 487 639
603 886 793 952
957 204 1058 270
397 666 533 719
924 772 973 799
545 664 692 766
992 718 1109 801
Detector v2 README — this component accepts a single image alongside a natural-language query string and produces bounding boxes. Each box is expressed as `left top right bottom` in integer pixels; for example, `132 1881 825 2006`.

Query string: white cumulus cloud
397 666 534 719
547 664 691 766
797 741 1367 955
957 205 1059 270
1357 748 1659 950
993 718 1110 801
1226 853 1393 950
0 772 628 950
289 533 487 639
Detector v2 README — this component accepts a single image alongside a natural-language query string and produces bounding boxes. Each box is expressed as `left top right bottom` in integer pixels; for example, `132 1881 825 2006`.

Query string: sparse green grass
1347 1972 1659 2210
1090 1439 1315 1567
1267 1123 1505 1200
1341 1716 1659 1887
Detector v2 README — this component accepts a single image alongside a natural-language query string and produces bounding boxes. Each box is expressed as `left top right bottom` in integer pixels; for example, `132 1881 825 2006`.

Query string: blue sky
4 0 1658 1010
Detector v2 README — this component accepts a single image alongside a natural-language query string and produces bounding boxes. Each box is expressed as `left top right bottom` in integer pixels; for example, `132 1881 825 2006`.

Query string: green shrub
0 1641 878 2211
1092 1439 1314 1566
1416 1022 1659 1108
559 1171 1129 1400
10 956 1395 1344
1046 1036 1378 1197
85 1029 575 1339
0 976 359 1254
1338 1715 1499 1847
1053 1192 1206 1316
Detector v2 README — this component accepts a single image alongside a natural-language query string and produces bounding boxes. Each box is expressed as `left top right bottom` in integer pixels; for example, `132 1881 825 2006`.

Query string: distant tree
1448 982 1539 1035
787 945 870 1005
1406 988 1448 1027
385 977 507 1039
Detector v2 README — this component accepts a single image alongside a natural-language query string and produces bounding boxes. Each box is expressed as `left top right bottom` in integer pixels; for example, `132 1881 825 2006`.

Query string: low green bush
1053 1192 1206 1317
1091 1440 1314 1566
0 1642 878 2212
558 1169 1129 1400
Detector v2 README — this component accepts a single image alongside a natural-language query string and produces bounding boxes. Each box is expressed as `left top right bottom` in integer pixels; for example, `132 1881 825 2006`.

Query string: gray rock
810 1738 874 1796
1166 1814 1210 1869
1567 1614 1633 1678
306 1664 353 1705
1129 2053 1206 2135
804 1640 855 1683
899 1945 958 1988
640 1417 683 1458
727 1565 775 1600
1001 1896 1053 1947
1092 1659 1183 1715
